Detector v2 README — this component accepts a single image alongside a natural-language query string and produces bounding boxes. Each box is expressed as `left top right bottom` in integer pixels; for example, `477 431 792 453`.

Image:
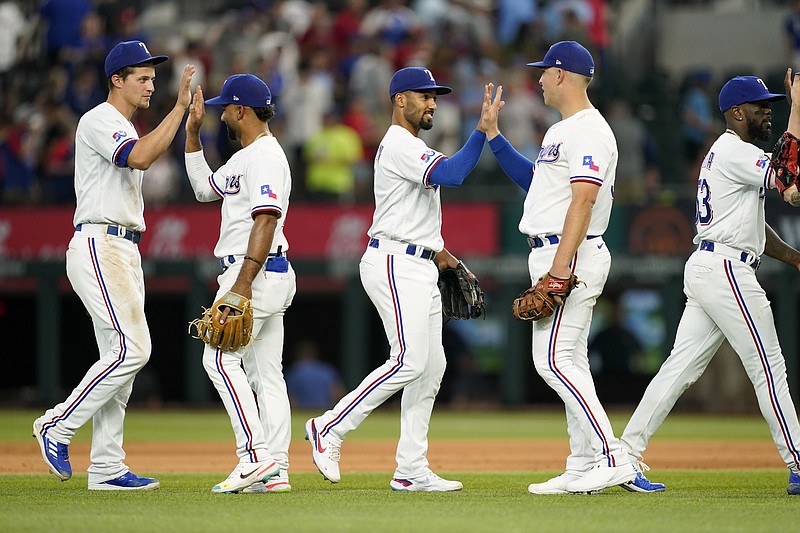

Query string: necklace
252 131 271 143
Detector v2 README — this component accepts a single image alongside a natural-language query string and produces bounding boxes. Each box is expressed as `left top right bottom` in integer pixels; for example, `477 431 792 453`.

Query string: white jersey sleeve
72 102 146 231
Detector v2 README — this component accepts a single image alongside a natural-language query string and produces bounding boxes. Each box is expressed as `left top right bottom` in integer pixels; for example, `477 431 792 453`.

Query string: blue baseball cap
205 74 272 107
104 40 168 77
718 76 785 112
527 41 594 78
389 67 452 98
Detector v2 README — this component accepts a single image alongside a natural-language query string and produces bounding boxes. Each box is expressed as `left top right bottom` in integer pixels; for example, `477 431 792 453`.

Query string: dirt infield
2 439 784 474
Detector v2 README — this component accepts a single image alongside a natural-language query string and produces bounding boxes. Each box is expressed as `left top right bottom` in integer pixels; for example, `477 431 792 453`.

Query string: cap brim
133 55 168 67
203 96 228 106
527 61 550 68
397 85 452 96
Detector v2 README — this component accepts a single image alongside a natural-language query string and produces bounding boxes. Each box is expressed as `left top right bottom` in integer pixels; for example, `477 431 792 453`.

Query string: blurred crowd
0 0 623 207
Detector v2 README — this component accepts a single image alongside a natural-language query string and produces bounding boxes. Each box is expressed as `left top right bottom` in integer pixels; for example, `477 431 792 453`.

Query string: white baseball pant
529 237 631 473
203 259 295 470
39 231 151 483
315 244 445 480
622 250 800 471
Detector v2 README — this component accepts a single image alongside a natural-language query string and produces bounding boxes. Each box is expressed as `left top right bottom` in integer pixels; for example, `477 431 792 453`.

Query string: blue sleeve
115 139 136 168
427 129 486 187
488 133 533 192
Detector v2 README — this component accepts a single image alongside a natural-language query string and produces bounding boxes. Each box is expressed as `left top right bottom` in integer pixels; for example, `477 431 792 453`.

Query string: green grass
1 408 776 442
2 409 793 532
0 471 796 533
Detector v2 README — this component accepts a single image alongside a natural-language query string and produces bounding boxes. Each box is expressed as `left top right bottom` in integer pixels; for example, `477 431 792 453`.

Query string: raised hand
176 64 196 110
186 85 205 136
478 83 504 140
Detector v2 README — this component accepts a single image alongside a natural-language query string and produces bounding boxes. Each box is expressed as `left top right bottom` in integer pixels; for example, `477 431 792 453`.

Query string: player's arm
229 213 278 301
764 223 800 271
477 83 533 192
786 68 800 137
126 64 195 170
434 247 460 271
549 181 597 279
183 85 219 202
426 129 486 187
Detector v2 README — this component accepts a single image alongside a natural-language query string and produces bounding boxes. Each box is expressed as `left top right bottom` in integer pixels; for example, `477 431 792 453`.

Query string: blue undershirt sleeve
488 133 533 192
115 139 136 168
427 129 487 187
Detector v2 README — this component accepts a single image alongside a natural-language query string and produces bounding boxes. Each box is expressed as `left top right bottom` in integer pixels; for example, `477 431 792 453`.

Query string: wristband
244 255 264 268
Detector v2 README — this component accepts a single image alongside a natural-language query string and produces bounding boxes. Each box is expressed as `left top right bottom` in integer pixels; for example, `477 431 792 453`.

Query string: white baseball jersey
694 131 773 256
367 125 444 251
208 135 291 258
73 102 145 231
520 108 616 237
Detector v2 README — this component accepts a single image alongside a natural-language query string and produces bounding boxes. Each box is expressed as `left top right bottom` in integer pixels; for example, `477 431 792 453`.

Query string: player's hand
782 183 800 206
176 64 196 110
790 68 800 109
186 85 205 135
478 83 504 140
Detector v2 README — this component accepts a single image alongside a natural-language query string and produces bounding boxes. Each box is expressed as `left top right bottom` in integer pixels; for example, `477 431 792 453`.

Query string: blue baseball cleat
88 472 160 491
33 419 71 481
788 471 800 495
622 469 666 493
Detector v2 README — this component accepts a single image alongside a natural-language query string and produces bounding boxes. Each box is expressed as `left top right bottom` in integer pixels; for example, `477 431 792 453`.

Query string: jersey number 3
696 177 713 226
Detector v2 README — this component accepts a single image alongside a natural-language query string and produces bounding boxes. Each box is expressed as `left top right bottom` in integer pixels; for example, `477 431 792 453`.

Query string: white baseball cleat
241 470 292 493
390 472 463 492
528 472 583 495
211 460 280 494
305 418 341 483
566 463 637 493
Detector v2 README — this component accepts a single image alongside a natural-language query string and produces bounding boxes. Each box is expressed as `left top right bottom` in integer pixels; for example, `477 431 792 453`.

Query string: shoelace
329 446 341 462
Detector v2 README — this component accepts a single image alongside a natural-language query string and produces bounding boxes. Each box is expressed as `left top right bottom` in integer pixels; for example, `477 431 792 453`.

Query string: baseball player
32 41 194 490
621 72 800 496
183 74 295 494
479 41 661 494
304 67 496 491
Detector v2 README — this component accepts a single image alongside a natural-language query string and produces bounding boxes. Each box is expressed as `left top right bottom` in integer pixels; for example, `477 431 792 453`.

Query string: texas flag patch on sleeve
582 155 600 172
261 184 278 199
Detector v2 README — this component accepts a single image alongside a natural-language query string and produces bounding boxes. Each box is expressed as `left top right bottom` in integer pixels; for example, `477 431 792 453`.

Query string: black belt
368 237 436 261
220 252 289 273
699 240 760 270
528 234 600 248
75 223 142 244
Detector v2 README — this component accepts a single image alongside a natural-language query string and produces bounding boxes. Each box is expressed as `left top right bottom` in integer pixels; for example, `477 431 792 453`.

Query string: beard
226 124 238 141
418 118 433 131
747 120 771 143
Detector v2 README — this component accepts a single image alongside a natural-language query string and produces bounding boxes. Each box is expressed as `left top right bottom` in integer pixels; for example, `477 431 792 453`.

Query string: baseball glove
188 291 254 352
512 272 580 321
438 261 485 320
771 131 800 194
